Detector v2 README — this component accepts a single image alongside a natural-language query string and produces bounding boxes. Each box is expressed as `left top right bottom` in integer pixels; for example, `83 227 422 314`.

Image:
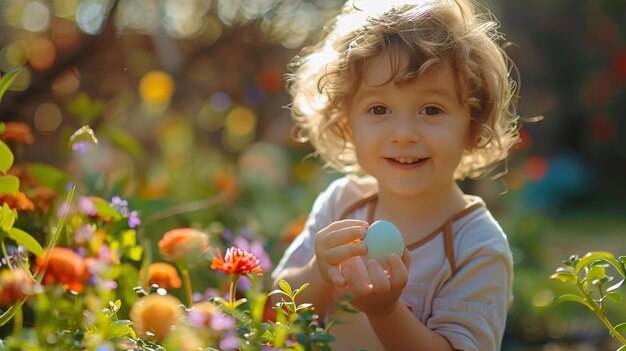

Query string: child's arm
343 252 455 350
271 220 368 315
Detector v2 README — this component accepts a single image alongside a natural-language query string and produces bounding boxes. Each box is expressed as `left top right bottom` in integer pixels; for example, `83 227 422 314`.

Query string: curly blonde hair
287 0 520 179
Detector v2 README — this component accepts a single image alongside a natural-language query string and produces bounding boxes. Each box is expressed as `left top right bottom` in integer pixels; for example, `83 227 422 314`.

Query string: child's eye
420 106 443 115
368 105 390 115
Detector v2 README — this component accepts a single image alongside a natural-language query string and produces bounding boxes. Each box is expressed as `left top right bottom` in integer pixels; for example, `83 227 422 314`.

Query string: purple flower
71 141 95 154
74 224 95 244
211 310 236 331
233 236 273 272
128 210 141 228
78 196 97 216
218 332 240 350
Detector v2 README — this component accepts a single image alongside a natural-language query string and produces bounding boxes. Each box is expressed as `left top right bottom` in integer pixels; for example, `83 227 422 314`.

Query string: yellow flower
129 293 182 342
158 228 209 262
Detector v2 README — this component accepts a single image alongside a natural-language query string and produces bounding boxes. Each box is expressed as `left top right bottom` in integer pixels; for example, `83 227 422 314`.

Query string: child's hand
314 220 369 287
342 249 410 317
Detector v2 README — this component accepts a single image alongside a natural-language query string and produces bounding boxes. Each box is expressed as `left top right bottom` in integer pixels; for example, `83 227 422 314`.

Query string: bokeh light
21 0 52 32
34 102 63 133
139 70 175 104
28 37 56 71
51 68 81 95
225 106 256 137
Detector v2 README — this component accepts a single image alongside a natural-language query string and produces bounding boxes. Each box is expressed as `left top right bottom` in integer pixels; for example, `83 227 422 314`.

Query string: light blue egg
363 220 404 268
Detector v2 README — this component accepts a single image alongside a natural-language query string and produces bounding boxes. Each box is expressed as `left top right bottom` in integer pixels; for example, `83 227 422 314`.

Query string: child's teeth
395 158 419 164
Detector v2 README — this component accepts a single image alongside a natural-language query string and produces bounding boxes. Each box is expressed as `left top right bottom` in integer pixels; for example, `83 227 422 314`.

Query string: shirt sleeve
427 221 513 351
271 178 344 279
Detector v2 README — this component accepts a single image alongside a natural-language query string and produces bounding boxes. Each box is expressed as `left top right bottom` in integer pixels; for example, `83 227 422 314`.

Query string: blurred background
0 0 625 349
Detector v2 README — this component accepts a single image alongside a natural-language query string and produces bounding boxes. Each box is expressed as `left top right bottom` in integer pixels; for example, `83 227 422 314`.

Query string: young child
272 0 519 350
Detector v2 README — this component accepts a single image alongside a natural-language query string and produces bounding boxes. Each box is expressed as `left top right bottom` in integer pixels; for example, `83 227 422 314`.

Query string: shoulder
317 174 378 210
453 199 512 260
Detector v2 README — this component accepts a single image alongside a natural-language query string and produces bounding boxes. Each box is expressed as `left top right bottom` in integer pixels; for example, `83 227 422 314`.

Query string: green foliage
551 252 626 348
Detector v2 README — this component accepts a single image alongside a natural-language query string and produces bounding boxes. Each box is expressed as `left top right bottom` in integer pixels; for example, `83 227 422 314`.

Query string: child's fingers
387 253 409 290
317 221 368 246
328 265 346 287
343 259 372 296
326 241 367 264
365 259 391 295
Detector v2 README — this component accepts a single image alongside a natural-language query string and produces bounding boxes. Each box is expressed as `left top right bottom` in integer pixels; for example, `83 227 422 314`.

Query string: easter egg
363 220 405 268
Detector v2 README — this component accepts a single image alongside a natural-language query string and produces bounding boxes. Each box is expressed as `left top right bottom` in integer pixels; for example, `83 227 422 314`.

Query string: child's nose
390 116 419 144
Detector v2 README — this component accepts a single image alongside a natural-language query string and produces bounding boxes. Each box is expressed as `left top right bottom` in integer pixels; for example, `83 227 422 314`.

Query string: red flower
36 247 86 293
210 247 263 275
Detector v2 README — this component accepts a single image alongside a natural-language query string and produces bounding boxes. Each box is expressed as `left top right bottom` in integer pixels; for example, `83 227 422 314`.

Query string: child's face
347 51 471 198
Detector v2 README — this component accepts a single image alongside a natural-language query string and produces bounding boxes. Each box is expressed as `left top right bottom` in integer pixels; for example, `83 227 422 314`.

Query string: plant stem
181 268 193 308
12 303 22 338
230 275 240 307
579 285 626 345
323 308 343 334
33 183 76 282
0 239 14 271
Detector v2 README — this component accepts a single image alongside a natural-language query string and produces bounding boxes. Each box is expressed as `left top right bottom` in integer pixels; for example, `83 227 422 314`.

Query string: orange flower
213 170 240 204
0 191 35 212
143 262 182 289
281 215 307 244
129 293 182 342
30 186 57 212
0 268 34 305
36 247 86 293
0 122 34 144
158 228 209 262
210 247 263 275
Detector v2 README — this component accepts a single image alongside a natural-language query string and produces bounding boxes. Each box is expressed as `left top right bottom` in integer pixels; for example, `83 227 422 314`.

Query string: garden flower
129 293 183 342
0 191 35 212
36 247 86 293
210 247 263 275
143 262 182 289
0 121 35 144
0 268 34 305
187 301 217 329
158 228 210 262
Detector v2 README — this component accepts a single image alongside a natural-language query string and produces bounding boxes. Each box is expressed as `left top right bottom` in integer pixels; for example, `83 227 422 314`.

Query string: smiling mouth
389 157 426 164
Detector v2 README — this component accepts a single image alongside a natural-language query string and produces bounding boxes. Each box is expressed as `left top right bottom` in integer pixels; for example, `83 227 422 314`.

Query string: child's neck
374 183 468 243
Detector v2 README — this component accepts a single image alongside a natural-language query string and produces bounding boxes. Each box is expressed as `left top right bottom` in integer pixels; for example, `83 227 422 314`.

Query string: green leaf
603 291 622 303
550 270 577 284
100 127 143 158
0 175 20 195
268 289 290 297
0 68 21 102
89 196 122 220
0 203 17 232
30 163 70 193
7 227 44 257
551 294 592 309
279 279 293 297
108 319 133 337
293 282 310 300
576 252 618 275
0 140 14 174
